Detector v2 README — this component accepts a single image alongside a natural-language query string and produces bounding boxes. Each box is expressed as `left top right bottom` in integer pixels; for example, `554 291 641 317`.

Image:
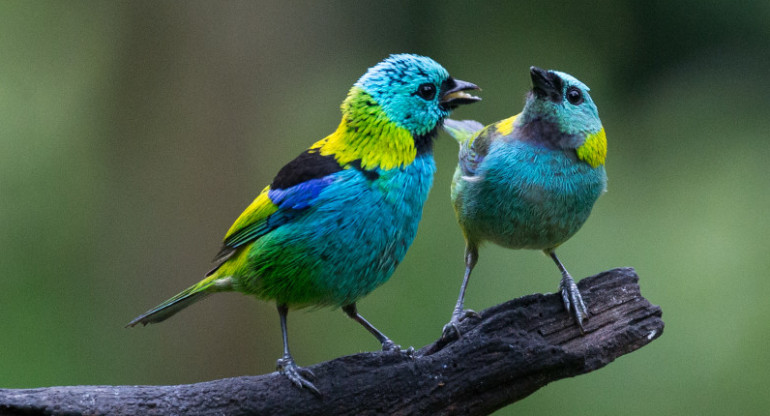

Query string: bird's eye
566 87 583 105
415 83 437 101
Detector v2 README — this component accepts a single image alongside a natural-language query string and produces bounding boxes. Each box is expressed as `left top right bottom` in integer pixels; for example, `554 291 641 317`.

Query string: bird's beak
530 66 563 101
440 78 481 109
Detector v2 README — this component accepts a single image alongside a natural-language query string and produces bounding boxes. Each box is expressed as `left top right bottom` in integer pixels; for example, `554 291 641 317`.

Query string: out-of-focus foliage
1 1 769 414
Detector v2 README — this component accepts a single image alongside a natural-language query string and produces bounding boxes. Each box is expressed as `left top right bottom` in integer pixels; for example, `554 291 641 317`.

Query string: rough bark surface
0 267 663 416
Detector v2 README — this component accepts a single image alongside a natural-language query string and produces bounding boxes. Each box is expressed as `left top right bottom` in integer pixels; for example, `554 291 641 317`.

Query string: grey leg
548 251 588 332
441 244 481 340
275 303 320 395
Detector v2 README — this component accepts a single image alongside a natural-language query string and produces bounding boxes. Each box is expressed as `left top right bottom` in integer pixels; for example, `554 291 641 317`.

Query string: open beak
530 66 563 102
440 77 481 109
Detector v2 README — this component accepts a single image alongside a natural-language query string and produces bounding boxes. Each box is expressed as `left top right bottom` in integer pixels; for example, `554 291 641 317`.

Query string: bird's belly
479 186 595 249
245 156 435 307
460 150 605 250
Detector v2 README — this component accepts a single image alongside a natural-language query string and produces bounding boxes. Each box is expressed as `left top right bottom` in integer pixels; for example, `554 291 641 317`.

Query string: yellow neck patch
310 88 416 171
576 127 607 168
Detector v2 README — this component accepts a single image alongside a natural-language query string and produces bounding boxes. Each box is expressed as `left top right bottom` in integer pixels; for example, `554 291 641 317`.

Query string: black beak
530 66 563 102
440 77 481 109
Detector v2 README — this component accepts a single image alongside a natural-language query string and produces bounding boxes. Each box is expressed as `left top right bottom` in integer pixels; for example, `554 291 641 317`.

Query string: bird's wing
210 147 346 266
445 115 519 177
443 119 486 143
444 119 486 176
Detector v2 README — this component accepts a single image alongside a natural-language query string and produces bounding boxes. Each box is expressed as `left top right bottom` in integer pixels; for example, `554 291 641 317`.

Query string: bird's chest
468 144 605 248
375 156 435 217
307 155 435 303
347 155 435 253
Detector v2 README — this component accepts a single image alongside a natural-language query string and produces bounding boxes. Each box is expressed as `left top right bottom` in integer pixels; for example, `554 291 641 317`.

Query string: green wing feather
222 186 279 249
208 185 279 266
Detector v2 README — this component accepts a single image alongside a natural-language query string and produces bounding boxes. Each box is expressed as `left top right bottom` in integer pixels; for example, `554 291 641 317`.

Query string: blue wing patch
268 176 335 210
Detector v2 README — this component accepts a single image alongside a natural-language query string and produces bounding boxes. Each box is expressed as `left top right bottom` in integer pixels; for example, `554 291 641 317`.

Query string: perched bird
442 67 607 338
127 54 480 393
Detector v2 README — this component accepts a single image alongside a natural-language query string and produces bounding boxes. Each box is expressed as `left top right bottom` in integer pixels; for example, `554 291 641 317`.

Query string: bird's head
352 54 481 138
523 67 602 137
320 54 480 171
518 67 606 167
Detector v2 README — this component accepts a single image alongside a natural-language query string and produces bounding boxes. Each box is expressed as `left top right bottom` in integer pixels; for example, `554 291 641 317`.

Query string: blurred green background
2 1 769 414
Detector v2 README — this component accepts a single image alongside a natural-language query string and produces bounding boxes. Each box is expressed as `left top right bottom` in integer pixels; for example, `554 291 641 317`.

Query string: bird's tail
443 119 485 145
126 274 233 327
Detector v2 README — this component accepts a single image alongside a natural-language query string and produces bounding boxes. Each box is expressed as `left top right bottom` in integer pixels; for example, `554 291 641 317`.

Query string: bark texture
0 267 663 416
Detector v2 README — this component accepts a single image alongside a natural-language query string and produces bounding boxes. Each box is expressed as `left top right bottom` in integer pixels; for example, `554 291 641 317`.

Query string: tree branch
0 267 663 416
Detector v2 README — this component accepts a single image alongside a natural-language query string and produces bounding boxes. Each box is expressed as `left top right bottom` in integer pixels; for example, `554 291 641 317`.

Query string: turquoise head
353 54 480 137
521 67 602 138
515 67 606 167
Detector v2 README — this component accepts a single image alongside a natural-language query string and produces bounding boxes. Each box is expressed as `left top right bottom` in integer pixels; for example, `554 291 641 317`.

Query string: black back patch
271 149 343 190
349 159 380 181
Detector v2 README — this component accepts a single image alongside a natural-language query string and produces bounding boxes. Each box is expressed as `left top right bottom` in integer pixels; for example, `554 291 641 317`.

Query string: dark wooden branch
0 267 663 416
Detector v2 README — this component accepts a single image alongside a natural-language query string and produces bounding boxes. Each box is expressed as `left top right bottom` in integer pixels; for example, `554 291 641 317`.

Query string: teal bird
442 67 606 337
127 54 480 393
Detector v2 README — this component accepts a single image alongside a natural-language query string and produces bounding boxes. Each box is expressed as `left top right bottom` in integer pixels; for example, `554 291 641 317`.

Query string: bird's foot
276 355 321 396
381 339 416 359
559 275 588 333
441 308 481 341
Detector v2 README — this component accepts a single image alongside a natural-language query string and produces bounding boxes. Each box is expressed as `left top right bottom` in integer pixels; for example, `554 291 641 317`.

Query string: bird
442 66 607 339
126 54 480 394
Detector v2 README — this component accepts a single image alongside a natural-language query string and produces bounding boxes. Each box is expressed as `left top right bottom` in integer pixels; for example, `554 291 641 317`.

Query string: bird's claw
462 309 481 320
559 276 588 332
441 321 461 341
441 308 481 341
381 340 416 359
381 339 400 352
276 356 321 396
402 345 416 359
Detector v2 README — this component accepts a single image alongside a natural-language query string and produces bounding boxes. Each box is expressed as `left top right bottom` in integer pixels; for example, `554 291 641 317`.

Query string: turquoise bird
127 54 480 393
442 67 606 338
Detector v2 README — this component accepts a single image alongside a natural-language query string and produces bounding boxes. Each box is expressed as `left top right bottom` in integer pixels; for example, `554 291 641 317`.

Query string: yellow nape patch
494 114 519 136
312 118 416 171
576 127 607 168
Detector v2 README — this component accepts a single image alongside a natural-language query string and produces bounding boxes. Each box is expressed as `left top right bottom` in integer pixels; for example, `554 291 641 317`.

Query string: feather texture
128 53 478 326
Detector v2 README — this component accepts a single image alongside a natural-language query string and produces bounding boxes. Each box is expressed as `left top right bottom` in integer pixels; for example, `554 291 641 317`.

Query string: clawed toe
441 321 461 341
402 345 415 358
276 356 321 396
560 277 589 332
381 339 401 353
381 340 415 359
441 309 481 341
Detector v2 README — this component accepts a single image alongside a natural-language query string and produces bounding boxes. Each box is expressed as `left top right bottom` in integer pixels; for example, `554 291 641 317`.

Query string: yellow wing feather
223 185 279 242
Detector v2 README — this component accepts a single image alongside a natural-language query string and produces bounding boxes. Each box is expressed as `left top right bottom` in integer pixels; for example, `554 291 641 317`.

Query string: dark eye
566 87 583 105
415 83 436 101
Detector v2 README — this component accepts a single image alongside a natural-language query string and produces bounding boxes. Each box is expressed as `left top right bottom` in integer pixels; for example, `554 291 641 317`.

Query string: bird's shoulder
453 114 520 177
214 142 380 259
468 114 519 157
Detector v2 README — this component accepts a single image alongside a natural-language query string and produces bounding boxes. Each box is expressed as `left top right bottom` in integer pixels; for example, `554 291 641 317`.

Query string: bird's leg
342 303 413 356
275 303 320 396
441 244 481 341
548 251 588 332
